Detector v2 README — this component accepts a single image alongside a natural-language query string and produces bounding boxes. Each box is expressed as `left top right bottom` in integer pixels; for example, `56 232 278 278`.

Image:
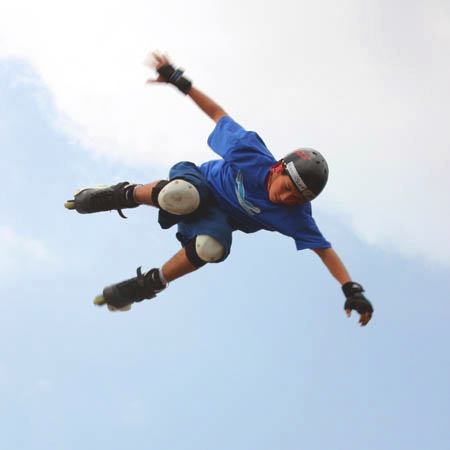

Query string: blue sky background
1 1 450 449
1 58 450 450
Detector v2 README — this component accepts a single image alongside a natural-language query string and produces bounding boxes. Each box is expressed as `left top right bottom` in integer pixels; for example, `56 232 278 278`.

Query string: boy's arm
145 51 228 123
187 87 228 123
312 247 374 326
312 247 351 285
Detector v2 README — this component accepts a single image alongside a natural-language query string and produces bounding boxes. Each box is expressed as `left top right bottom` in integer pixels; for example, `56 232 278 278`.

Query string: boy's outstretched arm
312 247 374 326
145 50 227 123
187 87 228 123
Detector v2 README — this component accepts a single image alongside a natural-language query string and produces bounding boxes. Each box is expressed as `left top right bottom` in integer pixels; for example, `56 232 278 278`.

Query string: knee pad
152 179 200 215
185 235 225 268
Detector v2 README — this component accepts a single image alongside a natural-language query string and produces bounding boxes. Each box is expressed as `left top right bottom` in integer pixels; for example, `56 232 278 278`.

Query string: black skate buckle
136 266 145 287
117 209 128 219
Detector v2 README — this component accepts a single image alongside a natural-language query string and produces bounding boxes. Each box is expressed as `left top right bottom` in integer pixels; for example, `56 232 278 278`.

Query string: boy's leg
160 234 225 281
95 234 225 310
133 181 160 206
135 180 200 215
160 247 198 282
65 179 201 217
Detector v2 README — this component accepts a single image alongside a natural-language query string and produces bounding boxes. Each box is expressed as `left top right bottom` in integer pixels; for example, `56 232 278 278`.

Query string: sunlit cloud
1 0 449 266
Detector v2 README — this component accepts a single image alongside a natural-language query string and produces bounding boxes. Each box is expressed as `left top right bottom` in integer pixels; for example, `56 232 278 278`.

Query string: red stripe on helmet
294 150 311 160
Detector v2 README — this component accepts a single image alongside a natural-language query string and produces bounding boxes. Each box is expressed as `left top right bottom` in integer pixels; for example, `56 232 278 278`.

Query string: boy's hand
342 282 374 326
143 49 225 121
143 50 192 94
144 50 171 84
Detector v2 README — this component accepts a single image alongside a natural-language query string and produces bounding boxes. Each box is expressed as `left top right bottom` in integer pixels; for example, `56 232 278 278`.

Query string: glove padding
344 292 373 315
157 64 192 94
342 281 374 317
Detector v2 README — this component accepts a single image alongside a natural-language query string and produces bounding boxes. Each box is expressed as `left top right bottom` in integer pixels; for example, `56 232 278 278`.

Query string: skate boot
93 267 166 310
64 182 138 218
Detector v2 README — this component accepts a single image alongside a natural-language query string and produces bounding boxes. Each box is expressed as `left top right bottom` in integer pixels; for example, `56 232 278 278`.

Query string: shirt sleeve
294 222 332 250
207 116 274 163
292 203 332 250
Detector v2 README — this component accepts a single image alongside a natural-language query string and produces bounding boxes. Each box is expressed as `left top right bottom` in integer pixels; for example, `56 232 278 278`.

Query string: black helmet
281 148 329 201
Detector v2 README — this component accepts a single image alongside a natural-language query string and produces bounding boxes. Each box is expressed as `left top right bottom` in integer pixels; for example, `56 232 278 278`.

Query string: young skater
65 52 373 326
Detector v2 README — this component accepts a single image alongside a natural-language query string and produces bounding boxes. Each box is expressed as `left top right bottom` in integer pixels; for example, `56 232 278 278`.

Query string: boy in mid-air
65 51 373 326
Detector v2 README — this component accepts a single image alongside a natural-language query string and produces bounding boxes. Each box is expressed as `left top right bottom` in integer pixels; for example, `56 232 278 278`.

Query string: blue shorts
168 161 235 262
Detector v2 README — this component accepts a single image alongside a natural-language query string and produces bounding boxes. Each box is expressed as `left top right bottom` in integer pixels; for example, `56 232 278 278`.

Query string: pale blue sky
1 57 449 450
1 1 450 448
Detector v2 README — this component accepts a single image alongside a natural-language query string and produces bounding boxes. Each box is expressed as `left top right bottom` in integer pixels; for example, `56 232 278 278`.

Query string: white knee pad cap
158 179 200 215
196 235 225 262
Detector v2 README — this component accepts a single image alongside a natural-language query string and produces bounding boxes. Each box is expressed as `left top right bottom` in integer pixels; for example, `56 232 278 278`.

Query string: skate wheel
94 295 106 306
64 200 75 210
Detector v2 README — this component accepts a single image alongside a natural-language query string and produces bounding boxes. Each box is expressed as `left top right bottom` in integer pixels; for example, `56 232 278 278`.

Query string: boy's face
268 172 308 206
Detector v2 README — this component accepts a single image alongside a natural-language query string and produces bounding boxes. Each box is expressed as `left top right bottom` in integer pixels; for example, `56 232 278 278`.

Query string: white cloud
0 226 57 275
1 0 449 266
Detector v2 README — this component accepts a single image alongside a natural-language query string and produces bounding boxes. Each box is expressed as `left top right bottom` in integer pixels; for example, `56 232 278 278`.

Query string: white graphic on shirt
235 172 261 216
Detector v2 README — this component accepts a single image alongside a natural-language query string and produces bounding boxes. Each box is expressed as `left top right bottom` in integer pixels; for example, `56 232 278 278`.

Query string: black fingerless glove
342 282 374 314
157 64 192 94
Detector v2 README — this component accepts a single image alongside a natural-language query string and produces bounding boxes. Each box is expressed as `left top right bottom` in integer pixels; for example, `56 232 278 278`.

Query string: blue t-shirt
199 117 331 250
